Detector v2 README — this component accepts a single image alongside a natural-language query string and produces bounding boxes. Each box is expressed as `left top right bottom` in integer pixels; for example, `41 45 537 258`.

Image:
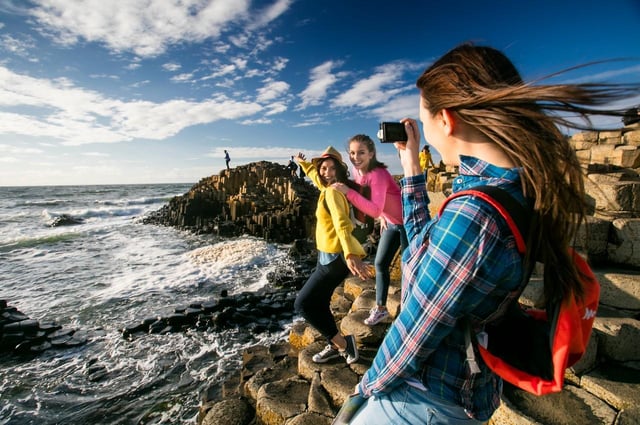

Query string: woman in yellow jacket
418 145 435 176
294 146 371 364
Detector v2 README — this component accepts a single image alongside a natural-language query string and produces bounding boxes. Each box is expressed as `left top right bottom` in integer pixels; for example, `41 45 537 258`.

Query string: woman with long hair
349 43 639 424
333 134 407 326
294 147 371 365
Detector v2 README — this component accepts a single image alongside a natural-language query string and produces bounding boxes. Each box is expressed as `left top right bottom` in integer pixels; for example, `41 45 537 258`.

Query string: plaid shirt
357 155 527 421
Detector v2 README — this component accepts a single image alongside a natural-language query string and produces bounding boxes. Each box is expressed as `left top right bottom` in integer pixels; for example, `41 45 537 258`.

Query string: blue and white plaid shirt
358 155 527 421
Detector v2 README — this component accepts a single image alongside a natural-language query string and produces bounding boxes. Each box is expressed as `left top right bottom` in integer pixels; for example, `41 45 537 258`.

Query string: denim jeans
350 385 485 425
294 256 349 341
374 222 408 306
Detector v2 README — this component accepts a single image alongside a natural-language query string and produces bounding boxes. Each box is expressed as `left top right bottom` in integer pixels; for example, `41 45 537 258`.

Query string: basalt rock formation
0 299 89 356
143 161 319 244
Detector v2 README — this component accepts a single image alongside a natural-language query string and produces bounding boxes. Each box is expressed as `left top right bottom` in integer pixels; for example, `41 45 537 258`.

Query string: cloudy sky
1 0 639 186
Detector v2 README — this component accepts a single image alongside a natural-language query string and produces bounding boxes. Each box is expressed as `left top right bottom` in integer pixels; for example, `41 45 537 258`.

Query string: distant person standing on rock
224 150 230 170
418 145 435 177
287 155 298 177
349 43 639 425
294 146 371 365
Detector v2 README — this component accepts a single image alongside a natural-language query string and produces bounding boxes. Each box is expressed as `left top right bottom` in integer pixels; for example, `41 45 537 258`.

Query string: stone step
200 268 640 425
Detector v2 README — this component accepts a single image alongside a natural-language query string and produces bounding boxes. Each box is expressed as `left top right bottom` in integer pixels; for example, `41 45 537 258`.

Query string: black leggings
294 256 350 341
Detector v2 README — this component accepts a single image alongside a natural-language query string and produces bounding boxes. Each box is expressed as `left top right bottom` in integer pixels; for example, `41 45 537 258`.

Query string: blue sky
0 0 639 186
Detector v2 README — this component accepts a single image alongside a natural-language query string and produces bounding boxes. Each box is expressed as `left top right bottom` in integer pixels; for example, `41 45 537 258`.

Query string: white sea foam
187 237 285 293
42 205 148 222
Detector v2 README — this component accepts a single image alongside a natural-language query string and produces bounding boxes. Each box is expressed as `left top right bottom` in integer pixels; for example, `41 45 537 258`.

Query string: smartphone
377 122 408 143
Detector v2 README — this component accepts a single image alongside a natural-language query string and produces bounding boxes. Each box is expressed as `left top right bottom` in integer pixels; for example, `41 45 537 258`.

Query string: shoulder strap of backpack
439 185 529 255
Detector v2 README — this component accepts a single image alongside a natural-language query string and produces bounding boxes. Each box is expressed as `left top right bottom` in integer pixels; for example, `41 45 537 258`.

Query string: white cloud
0 66 264 145
171 73 194 83
272 57 288 72
231 57 247 70
130 80 150 88
370 94 419 121
241 118 272 125
298 60 345 109
81 151 110 157
256 80 290 103
292 116 328 127
247 0 294 30
125 62 141 70
264 102 288 116
162 62 181 72
0 143 44 154
332 63 407 109
0 34 38 61
213 42 231 54
215 79 235 89
202 64 237 80
27 0 293 57
229 33 250 49
556 64 640 85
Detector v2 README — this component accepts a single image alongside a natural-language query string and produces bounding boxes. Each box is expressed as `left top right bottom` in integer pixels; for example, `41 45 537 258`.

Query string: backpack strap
439 186 533 376
439 185 529 254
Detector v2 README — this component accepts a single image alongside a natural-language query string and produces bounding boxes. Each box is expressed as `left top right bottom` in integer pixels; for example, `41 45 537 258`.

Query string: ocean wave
187 237 286 294
0 232 82 252
42 206 148 223
14 199 73 207
94 195 176 207
188 237 279 270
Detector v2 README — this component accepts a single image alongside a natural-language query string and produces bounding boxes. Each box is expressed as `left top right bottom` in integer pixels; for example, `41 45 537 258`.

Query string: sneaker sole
312 354 340 363
364 315 389 326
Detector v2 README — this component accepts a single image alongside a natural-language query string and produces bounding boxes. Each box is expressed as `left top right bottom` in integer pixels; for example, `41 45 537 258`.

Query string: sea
0 183 295 425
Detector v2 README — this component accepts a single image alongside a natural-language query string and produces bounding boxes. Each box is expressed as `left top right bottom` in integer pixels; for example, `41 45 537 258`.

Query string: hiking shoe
341 335 359 364
364 307 389 326
312 344 340 363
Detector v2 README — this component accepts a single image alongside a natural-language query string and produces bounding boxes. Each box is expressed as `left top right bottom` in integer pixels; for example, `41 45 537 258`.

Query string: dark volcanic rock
49 214 84 227
0 300 88 356
143 161 319 243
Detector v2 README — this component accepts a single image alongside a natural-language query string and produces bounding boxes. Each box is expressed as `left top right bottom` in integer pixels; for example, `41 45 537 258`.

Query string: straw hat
311 146 347 170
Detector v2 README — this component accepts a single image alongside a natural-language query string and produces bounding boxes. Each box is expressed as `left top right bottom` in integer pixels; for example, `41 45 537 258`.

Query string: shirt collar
452 155 521 192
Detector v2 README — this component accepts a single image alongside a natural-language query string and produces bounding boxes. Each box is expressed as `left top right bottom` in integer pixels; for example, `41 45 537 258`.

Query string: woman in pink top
334 134 408 325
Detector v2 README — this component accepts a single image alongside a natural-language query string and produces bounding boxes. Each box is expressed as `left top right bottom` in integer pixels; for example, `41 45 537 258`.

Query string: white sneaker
312 344 340 363
364 307 389 326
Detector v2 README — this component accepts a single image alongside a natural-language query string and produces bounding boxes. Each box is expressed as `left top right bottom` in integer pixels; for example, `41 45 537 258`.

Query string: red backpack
439 186 600 395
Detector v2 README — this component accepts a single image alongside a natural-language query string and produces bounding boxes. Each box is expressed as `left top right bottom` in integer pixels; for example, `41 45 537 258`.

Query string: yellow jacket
300 160 366 259
419 151 434 171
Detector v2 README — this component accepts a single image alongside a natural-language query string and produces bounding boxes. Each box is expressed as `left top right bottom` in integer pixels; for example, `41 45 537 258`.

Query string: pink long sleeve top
346 167 403 225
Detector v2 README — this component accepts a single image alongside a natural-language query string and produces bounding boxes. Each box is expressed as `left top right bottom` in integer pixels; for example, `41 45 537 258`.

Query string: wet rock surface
0 299 89 356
